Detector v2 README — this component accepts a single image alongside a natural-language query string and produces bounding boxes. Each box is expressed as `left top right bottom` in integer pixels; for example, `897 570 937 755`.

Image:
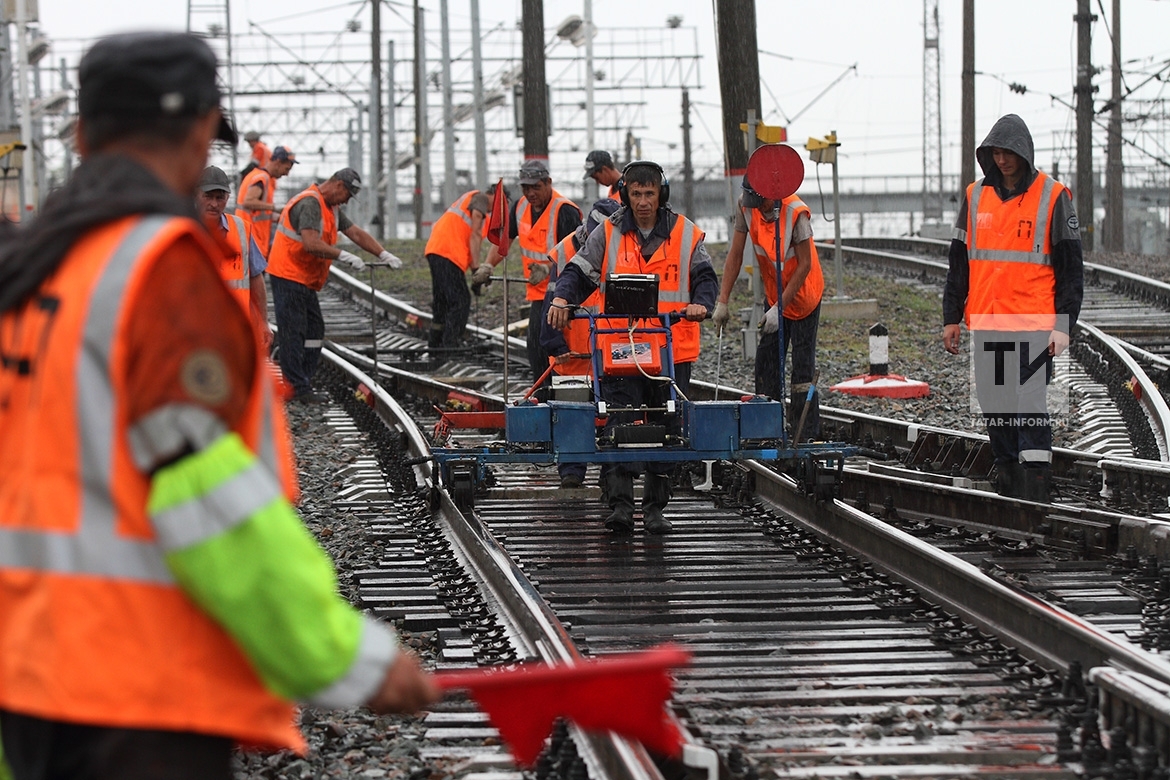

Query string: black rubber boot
603 470 635 533
642 472 673 535
994 461 1024 498
1020 465 1052 503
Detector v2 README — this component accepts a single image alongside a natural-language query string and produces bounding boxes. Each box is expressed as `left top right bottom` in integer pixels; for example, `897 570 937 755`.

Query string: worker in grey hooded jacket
941 113 1083 503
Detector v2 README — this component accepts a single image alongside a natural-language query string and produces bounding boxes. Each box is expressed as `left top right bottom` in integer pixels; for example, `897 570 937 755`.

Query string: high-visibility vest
251 141 272 170
518 192 579 302
219 214 252 310
267 184 337 291
746 195 823 320
548 232 599 377
598 215 705 365
238 168 276 254
425 191 480 272
0 214 302 751
965 172 1064 331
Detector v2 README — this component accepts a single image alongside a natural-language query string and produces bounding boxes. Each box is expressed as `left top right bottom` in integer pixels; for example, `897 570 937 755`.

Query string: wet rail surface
280 263 1170 779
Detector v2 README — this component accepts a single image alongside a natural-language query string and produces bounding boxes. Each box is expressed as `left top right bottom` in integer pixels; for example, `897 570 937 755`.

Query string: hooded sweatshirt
943 114 1083 332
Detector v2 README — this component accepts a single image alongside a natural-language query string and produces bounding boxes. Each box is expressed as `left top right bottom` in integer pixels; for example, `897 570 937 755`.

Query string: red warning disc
745 144 804 200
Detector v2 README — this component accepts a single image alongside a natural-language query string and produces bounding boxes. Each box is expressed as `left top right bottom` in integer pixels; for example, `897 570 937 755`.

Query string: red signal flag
434 644 690 766
486 178 512 256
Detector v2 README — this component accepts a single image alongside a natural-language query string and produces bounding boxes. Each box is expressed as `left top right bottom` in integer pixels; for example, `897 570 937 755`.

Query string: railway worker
197 164 274 347
237 144 297 257
0 31 438 777
242 129 271 175
583 149 623 202
472 159 582 381
540 197 623 489
712 172 824 439
424 185 498 349
547 161 718 534
268 167 404 403
942 113 1084 502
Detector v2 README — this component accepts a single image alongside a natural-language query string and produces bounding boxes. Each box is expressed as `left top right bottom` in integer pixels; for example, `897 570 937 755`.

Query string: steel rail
748 460 1170 685
320 343 670 780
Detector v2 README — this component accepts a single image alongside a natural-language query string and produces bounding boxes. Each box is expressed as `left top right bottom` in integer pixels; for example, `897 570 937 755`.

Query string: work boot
1019 465 1052 503
603 470 635 534
642 472 673 535
993 461 1024 498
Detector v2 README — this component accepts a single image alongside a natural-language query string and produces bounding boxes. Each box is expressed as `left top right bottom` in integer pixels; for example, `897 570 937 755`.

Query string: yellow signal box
740 121 787 145
805 132 839 164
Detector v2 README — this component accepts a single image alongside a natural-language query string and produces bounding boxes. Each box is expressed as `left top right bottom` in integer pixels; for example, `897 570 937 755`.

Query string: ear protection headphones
618 160 670 208
741 174 766 210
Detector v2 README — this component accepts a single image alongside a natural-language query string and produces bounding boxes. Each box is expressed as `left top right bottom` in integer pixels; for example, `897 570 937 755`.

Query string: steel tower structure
922 0 943 222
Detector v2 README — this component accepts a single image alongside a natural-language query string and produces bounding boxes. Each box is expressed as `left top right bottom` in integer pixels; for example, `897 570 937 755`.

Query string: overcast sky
31 0 1170 191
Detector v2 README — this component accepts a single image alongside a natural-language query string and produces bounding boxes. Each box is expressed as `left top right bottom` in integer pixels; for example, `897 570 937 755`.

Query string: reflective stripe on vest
549 232 598 377
597 215 704 364
424 191 479 271
0 215 175 582
964 171 1062 329
518 193 576 302
968 173 1058 266
267 185 338 291
0 213 303 750
746 196 823 319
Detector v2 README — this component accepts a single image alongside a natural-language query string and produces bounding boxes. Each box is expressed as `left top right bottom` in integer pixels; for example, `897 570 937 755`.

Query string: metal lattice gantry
922 0 943 222
192 3 701 231
188 0 239 172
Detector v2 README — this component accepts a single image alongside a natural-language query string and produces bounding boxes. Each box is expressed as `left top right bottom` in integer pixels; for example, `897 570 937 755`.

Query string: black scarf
0 154 197 312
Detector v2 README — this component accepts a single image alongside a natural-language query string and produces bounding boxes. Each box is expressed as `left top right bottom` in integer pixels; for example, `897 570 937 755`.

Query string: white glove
378 249 403 269
337 250 365 272
471 264 494 288
527 261 550 286
761 303 780 334
712 301 731 332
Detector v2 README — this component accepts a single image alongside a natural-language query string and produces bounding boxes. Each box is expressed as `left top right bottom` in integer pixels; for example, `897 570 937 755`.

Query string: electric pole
521 0 548 161
713 0 760 201
1075 0 1096 251
413 0 432 239
371 0 384 238
1103 0 1123 252
681 88 693 216
470 0 487 189
960 0 975 192
922 0 943 222
387 39 397 240
440 0 456 205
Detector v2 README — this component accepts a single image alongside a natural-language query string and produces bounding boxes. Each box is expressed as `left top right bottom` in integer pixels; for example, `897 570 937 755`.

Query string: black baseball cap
583 150 614 179
518 159 550 185
332 167 362 196
78 32 237 144
272 146 298 164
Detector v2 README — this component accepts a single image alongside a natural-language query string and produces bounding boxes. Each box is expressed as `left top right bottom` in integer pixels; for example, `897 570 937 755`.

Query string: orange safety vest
219 213 252 310
548 233 599 377
598 215 705 366
425 191 481 272
965 172 1063 331
746 195 823 320
267 184 337 291
251 141 272 169
238 168 276 255
0 215 302 751
518 191 578 302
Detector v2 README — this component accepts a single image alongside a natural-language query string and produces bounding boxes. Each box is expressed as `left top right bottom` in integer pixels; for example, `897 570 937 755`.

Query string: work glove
471 264 494 291
378 249 403 269
337 250 365 272
761 303 780 334
527 261 550 287
712 301 731 332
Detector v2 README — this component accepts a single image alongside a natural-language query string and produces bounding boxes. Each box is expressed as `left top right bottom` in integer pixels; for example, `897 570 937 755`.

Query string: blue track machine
431 145 857 509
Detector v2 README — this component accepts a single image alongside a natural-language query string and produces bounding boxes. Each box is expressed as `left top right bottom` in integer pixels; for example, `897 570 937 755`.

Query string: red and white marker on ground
830 323 930 399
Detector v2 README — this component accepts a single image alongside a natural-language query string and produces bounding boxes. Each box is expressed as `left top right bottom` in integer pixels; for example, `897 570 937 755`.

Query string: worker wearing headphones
547 161 718 535
713 174 823 440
